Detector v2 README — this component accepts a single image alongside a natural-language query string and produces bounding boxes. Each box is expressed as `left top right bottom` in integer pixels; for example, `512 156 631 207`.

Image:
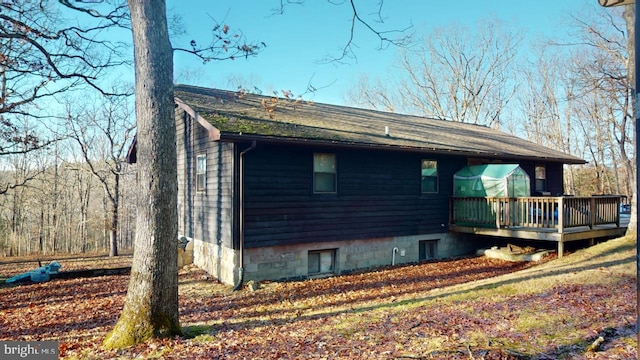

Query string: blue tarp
5 261 62 283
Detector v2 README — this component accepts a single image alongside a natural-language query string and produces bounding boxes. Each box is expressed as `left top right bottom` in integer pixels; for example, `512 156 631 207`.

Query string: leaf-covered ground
0 237 636 359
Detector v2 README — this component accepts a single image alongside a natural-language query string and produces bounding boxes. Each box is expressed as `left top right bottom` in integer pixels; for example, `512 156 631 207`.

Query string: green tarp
453 164 530 197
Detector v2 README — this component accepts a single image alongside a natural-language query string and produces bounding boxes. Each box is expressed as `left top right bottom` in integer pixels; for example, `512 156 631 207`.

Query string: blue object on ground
5 261 62 283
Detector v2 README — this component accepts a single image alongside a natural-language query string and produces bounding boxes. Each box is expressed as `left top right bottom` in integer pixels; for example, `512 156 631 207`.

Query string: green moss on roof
198 112 328 138
174 84 586 164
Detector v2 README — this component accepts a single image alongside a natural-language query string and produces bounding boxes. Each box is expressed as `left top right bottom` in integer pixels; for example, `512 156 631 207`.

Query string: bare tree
403 20 520 127
345 74 397 112
347 19 520 128
565 6 634 228
66 92 135 257
0 116 50 255
515 46 582 194
0 0 129 197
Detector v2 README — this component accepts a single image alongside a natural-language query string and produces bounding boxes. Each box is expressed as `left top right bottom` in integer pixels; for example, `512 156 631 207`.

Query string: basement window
419 240 438 261
196 154 206 192
308 249 336 275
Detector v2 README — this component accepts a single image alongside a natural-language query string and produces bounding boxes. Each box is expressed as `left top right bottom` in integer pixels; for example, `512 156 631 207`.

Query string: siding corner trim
175 97 221 141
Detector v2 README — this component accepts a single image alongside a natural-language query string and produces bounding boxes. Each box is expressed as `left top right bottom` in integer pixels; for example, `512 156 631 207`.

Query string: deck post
615 196 621 227
557 197 564 233
557 240 564 258
449 197 453 226
589 197 596 229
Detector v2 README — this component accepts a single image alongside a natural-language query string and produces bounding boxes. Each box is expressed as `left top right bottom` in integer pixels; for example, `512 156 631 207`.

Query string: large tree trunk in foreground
623 5 637 235
103 0 180 349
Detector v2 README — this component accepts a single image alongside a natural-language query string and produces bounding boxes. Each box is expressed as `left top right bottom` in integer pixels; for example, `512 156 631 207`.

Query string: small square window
313 153 336 193
308 249 336 275
419 240 438 261
421 160 438 193
196 154 206 192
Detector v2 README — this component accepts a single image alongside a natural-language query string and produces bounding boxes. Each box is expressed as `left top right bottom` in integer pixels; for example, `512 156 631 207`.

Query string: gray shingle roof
175 84 585 164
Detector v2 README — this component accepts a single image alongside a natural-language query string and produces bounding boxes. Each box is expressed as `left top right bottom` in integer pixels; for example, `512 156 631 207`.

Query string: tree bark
623 5 637 234
103 0 180 348
109 173 120 257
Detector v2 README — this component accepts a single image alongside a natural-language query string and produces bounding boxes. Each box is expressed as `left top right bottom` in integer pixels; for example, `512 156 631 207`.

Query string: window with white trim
196 154 206 192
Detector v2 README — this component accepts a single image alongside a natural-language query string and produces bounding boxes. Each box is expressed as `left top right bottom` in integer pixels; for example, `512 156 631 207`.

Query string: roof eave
218 132 586 165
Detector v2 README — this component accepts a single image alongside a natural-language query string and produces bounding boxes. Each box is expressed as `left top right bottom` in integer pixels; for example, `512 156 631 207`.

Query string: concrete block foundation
191 233 482 285
191 237 238 285
241 232 479 283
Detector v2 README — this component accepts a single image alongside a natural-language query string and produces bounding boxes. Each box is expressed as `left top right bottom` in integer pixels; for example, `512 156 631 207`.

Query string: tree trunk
624 5 637 235
103 0 180 349
38 207 44 253
109 173 120 257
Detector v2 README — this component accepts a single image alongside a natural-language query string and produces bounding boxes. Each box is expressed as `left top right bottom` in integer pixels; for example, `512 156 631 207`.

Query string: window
419 240 438 261
196 154 206 191
308 249 336 275
535 165 546 192
421 160 438 193
313 153 336 193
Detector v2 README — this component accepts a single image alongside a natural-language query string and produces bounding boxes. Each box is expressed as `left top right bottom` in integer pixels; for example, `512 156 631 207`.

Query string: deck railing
450 196 621 232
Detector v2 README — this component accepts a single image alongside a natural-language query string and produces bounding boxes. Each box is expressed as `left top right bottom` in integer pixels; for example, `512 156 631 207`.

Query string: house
129 84 587 286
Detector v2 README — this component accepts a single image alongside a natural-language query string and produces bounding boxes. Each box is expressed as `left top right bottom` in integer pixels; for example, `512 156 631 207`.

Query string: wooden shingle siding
242 144 466 248
176 110 192 238
176 110 235 248
191 142 235 248
520 162 564 196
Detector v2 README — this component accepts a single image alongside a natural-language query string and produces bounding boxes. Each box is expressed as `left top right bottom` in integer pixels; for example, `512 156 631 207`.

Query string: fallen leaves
0 240 636 359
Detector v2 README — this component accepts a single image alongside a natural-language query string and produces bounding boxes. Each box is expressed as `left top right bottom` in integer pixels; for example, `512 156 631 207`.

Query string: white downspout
392 247 399 266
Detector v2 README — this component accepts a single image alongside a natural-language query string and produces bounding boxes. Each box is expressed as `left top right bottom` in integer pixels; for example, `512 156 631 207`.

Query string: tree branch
173 15 265 62
274 0 413 63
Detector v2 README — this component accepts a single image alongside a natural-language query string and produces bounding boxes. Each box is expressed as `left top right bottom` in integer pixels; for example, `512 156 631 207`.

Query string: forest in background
0 3 634 257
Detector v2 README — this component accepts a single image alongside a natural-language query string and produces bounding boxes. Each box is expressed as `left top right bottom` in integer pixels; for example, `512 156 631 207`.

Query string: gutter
232 140 257 291
217 133 586 165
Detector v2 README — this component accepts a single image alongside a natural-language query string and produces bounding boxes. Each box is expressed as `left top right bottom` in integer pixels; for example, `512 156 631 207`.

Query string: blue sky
169 0 597 106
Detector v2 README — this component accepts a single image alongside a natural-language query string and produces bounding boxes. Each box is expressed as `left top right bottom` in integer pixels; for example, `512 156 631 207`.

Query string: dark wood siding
176 110 235 248
520 161 564 196
545 162 564 195
242 144 466 248
176 110 192 238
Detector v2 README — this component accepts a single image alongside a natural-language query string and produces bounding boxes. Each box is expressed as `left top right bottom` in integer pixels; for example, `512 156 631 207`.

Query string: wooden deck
449 196 628 257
